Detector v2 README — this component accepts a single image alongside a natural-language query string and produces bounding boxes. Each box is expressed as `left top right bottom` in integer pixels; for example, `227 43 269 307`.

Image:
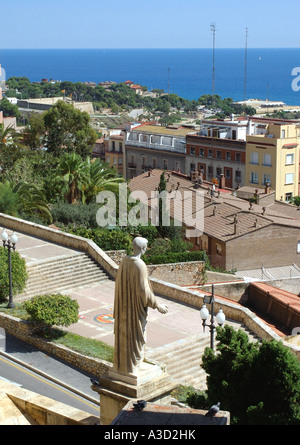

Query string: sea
1 48 300 106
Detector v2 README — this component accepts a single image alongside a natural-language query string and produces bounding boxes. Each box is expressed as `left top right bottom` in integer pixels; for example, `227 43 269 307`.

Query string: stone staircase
18 252 110 301
146 323 260 391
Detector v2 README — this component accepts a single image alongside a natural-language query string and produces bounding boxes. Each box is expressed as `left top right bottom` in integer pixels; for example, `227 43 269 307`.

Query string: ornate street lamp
200 284 226 350
1 229 18 309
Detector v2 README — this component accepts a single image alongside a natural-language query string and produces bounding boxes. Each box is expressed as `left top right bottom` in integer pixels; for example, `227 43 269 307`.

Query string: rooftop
128 170 300 241
131 123 197 137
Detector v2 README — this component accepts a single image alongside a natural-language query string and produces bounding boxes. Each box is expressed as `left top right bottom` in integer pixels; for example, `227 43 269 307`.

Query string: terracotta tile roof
128 170 300 242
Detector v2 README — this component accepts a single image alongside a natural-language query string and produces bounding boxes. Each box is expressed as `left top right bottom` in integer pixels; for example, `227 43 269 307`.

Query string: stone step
18 252 109 300
24 271 108 291
26 267 107 285
19 274 109 299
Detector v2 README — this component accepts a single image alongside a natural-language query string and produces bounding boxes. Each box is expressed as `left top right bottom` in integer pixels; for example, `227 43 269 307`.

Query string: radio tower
244 27 249 101
211 24 216 98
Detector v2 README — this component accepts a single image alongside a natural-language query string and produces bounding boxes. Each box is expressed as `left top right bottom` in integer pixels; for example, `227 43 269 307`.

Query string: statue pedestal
92 362 177 425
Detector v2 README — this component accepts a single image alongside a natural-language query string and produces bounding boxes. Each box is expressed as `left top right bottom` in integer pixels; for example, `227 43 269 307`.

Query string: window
216 167 222 176
200 148 204 157
235 170 241 180
250 172 258 184
235 153 241 162
226 152 231 161
286 153 294 165
208 166 213 176
208 149 213 158
153 158 157 168
263 174 271 185
217 150 222 160
112 141 115 151
163 159 168 170
216 243 222 255
281 129 286 139
113 157 117 165
297 242 300 254
119 142 123 152
118 157 123 165
285 173 294 184
190 147 196 155
286 192 293 202
263 153 272 167
250 152 259 165
175 162 180 171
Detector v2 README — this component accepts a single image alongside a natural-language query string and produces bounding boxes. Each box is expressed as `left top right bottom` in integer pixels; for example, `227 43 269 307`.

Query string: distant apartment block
186 118 249 188
246 118 300 202
124 123 196 179
104 129 125 176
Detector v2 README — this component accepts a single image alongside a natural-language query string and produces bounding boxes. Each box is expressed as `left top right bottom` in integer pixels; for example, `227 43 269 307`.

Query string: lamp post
1 229 18 309
200 284 226 350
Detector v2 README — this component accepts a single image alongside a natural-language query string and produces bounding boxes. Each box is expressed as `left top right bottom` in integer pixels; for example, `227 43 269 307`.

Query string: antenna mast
244 27 248 101
211 24 216 98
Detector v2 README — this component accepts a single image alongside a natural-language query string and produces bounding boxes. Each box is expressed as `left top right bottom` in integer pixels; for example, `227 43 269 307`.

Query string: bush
0 246 28 302
51 201 101 228
24 293 79 335
143 250 210 266
64 226 133 253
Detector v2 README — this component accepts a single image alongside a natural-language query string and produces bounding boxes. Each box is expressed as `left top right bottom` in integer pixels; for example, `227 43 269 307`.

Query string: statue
113 237 168 376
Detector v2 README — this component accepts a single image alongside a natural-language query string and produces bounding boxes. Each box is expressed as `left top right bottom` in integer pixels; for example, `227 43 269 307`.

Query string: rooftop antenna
244 27 249 102
211 24 216 98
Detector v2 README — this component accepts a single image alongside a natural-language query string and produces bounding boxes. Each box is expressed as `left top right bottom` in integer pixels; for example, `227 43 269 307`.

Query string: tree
55 152 86 204
80 157 125 204
188 325 300 425
43 100 97 157
0 246 28 302
0 124 26 176
0 97 21 120
0 181 52 223
23 113 45 149
55 152 125 205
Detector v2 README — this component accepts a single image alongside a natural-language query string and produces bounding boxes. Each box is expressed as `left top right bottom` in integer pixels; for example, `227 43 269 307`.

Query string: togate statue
113 237 168 376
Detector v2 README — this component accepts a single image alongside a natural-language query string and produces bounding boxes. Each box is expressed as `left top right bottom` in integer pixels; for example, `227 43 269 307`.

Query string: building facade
246 119 300 201
104 130 125 175
124 123 196 179
185 119 253 189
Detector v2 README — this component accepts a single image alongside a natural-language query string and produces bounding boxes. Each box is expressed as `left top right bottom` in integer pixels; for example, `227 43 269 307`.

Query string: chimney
213 205 217 216
262 207 266 215
219 174 225 190
234 214 239 235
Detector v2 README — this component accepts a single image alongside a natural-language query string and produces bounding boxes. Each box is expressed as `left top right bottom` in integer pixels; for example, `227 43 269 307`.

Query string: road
0 332 100 418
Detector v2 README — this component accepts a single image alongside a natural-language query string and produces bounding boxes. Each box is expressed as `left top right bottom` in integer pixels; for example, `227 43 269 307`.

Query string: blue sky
1 0 300 49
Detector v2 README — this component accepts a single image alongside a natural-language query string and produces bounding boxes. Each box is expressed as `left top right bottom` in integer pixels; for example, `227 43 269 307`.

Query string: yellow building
246 120 300 202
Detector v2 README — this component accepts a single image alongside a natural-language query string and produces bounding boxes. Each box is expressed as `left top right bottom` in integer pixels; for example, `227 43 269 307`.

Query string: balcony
128 163 137 169
126 138 186 154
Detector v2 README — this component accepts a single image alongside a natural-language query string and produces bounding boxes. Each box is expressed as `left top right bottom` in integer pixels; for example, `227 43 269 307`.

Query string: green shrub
51 201 101 228
0 246 28 302
64 226 133 253
24 293 79 335
143 250 210 266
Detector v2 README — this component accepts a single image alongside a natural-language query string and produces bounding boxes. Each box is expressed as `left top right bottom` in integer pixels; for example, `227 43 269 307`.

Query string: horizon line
1 47 300 50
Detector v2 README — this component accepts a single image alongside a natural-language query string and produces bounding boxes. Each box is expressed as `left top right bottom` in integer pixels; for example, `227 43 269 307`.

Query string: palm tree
56 153 125 205
81 157 125 204
0 123 24 175
0 181 52 223
55 152 86 204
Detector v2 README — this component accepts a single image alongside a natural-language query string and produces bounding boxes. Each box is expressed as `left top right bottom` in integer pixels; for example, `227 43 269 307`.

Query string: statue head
132 237 148 256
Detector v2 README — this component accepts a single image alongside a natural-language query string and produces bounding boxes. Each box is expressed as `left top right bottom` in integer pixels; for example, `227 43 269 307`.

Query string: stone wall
0 312 112 379
147 261 205 286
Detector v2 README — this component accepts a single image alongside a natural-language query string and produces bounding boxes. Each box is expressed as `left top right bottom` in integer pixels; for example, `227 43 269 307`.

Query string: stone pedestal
92 362 177 425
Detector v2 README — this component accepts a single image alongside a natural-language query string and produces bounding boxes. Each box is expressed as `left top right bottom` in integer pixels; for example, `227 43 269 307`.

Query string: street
0 332 100 418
